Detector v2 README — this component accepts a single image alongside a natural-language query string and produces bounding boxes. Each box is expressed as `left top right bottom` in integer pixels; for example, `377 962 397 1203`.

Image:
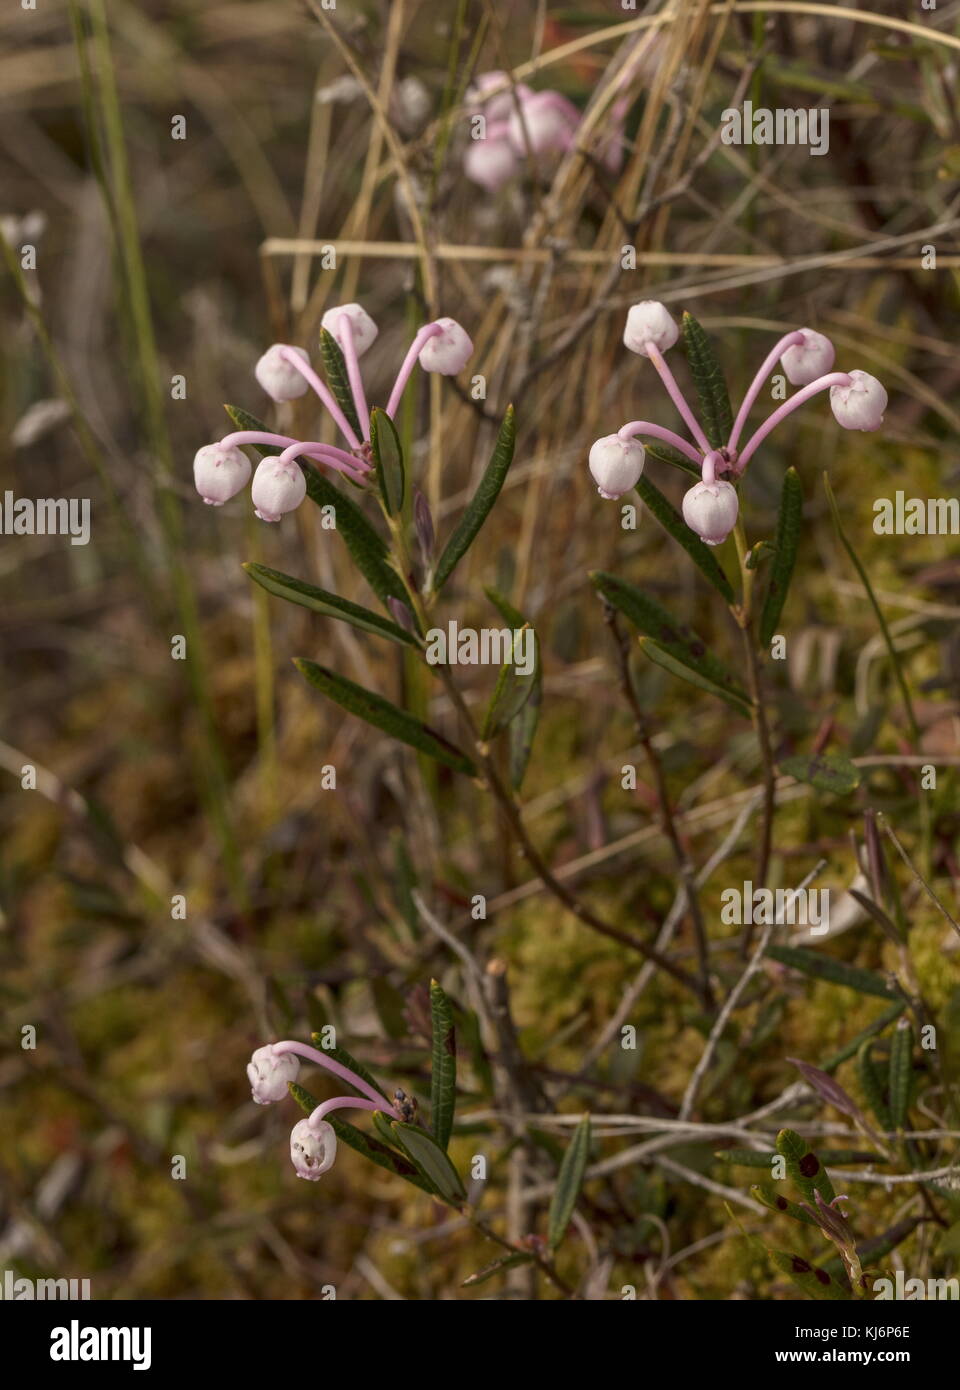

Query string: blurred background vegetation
1 0 958 1299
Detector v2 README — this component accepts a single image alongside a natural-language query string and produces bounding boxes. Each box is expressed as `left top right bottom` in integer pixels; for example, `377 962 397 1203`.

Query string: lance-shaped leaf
243 563 417 646
820 1001 906 1072
592 570 748 705
288 1083 438 1195
781 752 861 797
857 1040 893 1130
888 1018 913 1130
848 889 902 949
766 945 896 999
294 659 476 775
787 1057 869 1127
714 1147 778 1169
370 406 405 515
759 467 803 645
390 1120 467 1206
643 439 701 478
224 403 283 454
485 587 541 788
429 979 457 1152
319 327 362 440
751 1183 821 1228
680 311 734 449
638 636 753 717
433 405 516 590
776 1128 836 1204
303 468 409 608
547 1114 591 1250
480 626 537 740
768 1248 852 1301
462 1252 535 1287
634 474 735 603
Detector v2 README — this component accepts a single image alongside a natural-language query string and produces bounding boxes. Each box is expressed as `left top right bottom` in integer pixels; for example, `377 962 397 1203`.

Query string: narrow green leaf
848 889 903 948
592 570 749 705
714 1147 777 1168
433 405 516 590
547 1115 591 1250
680 311 734 449
759 467 803 644
224 403 283 454
319 327 362 440
766 945 896 1000
295 659 476 775
888 1018 912 1130
751 1183 821 1228
781 752 861 796
243 563 416 645
390 1121 467 1205
485 587 542 788
288 1084 437 1195
820 1002 906 1072
858 1041 893 1130
370 406 405 515
768 1248 852 1301
634 474 735 603
776 1128 836 1205
302 469 409 608
638 636 753 717
462 1252 535 1287
643 439 701 478
480 626 537 739
429 979 457 1151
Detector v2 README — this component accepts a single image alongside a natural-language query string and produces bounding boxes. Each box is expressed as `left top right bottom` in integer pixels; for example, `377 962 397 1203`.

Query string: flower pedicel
192 305 473 522
591 302 888 547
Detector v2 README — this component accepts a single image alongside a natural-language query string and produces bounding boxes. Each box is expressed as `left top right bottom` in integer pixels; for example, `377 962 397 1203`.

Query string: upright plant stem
603 607 714 1009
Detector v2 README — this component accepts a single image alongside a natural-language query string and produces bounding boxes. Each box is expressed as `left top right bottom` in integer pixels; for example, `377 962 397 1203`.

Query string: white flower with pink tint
321 303 378 357
829 370 888 432
247 1043 300 1105
780 328 835 386
507 90 579 156
623 301 680 357
682 479 739 546
463 126 518 193
290 1118 337 1181
251 457 307 523
193 443 251 507
254 344 311 402
417 317 473 375
589 435 645 500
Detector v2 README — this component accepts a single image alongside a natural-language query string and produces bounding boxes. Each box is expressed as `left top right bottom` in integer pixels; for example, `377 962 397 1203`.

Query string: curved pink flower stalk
276 440 371 483
275 347 362 450
386 323 444 417
220 430 357 470
644 343 713 455
727 331 805 453
269 1039 396 1111
617 420 703 465
736 371 853 469
308 1096 396 1128
330 312 371 442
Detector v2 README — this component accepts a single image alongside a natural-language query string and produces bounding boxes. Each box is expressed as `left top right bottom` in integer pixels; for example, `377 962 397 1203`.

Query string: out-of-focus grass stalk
824 473 931 872
244 511 278 827
75 0 246 903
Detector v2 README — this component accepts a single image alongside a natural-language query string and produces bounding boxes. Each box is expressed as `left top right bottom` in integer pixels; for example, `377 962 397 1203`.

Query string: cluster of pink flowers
589 301 888 547
247 1040 404 1181
192 304 473 522
463 70 624 193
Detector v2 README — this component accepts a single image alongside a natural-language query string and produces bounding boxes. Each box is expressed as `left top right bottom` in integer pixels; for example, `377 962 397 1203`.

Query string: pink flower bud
290 1117 337 1180
507 91 579 156
247 1044 299 1104
254 344 310 402
829 370 887 432
193 442 252 506
588 435 645 500
321 303 378 357
251 457 307 523
623 301 679 356
780 328 835 386
463 132 518 192
681 479 739 546
418 317 473 375
466 71 532 123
